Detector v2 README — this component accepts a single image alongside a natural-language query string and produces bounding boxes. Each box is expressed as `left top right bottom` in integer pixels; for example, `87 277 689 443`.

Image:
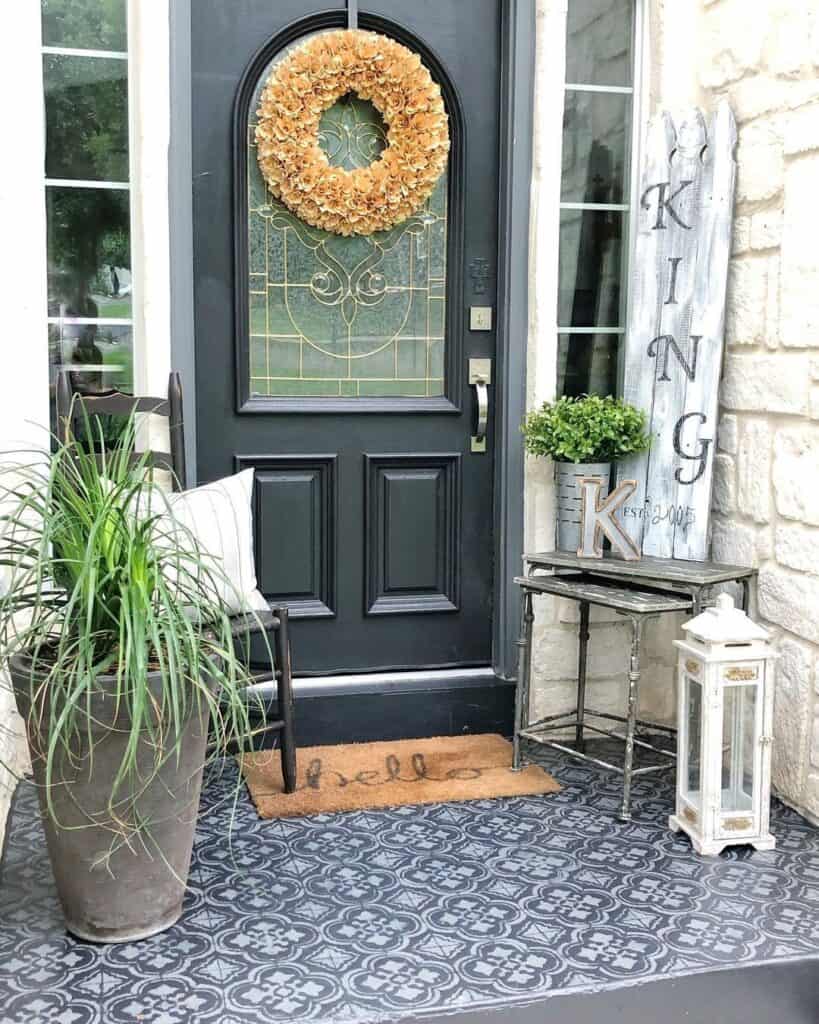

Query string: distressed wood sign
616 103 737 560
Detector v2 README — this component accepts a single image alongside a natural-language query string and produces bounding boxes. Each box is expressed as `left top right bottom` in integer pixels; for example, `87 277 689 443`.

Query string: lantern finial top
682 593 771 645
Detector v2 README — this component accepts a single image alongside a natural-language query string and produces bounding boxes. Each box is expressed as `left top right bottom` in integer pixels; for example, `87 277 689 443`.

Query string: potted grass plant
522 395 650 551
0 411 266 943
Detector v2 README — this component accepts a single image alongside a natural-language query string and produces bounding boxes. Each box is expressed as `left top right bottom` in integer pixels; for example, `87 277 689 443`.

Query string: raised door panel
365 453 461 615
236 454 336 617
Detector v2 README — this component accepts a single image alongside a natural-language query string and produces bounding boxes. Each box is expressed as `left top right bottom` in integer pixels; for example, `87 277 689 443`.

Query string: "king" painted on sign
616 103 737 560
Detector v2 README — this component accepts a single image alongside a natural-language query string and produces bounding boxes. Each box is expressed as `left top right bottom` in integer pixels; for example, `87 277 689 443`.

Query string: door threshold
249 665 503 697
248 666 515 744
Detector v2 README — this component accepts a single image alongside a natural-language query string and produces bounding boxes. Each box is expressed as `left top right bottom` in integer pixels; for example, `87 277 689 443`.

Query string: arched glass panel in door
245 37 449 400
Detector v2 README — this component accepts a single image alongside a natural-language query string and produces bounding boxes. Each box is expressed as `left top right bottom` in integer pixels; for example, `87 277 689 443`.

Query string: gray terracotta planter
554 461 611 552
10 654 209 944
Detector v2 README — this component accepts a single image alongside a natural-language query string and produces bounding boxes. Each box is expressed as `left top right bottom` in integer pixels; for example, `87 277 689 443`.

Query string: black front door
192 1 502 675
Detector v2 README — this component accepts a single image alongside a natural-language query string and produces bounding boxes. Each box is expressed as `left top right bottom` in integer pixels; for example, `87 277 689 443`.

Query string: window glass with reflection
41 0 133 436
41 0 127 52
557 0 635 398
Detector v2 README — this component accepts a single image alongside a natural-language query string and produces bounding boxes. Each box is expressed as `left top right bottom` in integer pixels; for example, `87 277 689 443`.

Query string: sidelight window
41 0 134 428
557 0 641 398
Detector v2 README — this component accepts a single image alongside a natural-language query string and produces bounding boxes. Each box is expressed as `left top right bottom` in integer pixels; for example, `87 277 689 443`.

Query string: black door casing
192 0 501 674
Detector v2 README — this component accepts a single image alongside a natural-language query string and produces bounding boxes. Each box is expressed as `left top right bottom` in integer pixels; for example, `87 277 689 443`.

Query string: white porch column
129 0 173 399
0 1 48 845
0 6 49 449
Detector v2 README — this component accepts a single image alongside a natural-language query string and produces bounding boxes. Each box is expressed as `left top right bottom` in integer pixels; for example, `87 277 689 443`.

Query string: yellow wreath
255 29 450 237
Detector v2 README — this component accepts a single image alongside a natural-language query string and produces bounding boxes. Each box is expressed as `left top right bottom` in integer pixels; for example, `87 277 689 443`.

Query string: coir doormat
239 733 560 818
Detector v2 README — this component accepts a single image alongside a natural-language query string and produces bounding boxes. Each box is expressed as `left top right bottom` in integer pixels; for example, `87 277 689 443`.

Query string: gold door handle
469 358 492 453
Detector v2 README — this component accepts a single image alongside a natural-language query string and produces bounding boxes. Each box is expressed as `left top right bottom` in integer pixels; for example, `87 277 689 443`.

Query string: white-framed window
557 0 642 397
41 0 135 429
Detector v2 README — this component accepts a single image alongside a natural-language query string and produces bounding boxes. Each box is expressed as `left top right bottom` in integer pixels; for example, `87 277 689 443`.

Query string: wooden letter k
577 478 641 561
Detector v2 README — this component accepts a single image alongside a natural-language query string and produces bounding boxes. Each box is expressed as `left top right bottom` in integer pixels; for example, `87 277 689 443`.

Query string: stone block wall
697 0 819 822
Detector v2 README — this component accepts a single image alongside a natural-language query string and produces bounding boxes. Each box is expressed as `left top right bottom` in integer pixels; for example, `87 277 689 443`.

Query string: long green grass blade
0 401 270 860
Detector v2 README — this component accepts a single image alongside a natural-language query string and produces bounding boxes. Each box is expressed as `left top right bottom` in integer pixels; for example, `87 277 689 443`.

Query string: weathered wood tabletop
514 574 694 615
523 550 756 586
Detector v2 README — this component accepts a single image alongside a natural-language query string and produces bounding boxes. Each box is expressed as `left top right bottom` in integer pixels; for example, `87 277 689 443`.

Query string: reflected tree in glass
47 187 131 415
42 0 127 52
47 187 130 319
44 55 128 181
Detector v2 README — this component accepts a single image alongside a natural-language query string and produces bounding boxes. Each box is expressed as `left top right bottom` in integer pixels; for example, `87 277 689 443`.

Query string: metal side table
522 550 757 614
513 573 693 822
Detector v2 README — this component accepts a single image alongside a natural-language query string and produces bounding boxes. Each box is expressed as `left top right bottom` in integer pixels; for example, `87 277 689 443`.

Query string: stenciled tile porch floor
1 744 819 1024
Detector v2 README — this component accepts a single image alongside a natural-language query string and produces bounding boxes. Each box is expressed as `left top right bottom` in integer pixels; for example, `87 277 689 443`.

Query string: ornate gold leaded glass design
247 50 448 399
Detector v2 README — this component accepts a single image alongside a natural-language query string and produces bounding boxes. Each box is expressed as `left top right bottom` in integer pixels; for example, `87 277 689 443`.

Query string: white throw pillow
160 468 268 615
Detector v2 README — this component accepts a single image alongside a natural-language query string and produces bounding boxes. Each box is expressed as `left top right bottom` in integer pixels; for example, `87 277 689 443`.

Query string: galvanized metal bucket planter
10 654 209 944
555 461 611 552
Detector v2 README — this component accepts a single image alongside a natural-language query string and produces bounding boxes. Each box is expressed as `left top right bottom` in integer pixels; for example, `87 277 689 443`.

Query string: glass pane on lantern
684 675 702 808
721 684 758 815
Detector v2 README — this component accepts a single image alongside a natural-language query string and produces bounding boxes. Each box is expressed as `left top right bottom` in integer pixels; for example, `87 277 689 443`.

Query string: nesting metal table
513 552 758 822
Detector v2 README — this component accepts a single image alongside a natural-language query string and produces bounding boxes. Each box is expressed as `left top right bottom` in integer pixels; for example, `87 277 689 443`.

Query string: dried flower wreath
255 29 450 236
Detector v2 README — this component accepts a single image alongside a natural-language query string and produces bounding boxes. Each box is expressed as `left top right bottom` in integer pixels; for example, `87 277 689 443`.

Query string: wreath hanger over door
254 4 450 237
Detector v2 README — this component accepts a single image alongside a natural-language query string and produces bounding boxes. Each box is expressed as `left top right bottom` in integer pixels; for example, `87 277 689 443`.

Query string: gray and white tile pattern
1 747 818 1023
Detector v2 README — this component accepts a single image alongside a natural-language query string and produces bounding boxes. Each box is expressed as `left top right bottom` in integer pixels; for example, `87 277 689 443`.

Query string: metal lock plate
469 306 493 331
468 358 492 385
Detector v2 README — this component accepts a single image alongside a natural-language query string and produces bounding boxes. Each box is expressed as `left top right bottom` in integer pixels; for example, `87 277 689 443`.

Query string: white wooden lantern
669 593 776 856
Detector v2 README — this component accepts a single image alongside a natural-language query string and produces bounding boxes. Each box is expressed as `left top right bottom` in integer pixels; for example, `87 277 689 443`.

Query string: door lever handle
468 358 492 453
